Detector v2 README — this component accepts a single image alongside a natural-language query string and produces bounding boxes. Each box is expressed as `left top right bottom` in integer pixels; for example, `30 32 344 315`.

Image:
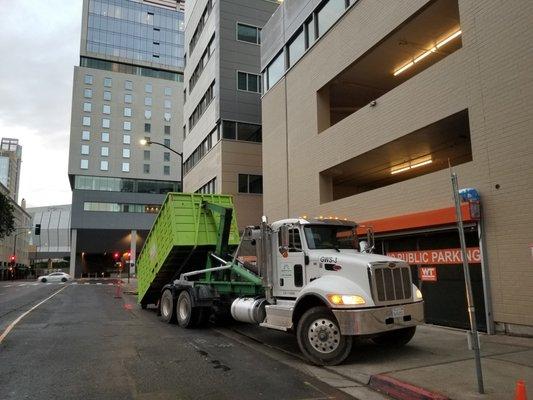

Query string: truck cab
258 218 424 365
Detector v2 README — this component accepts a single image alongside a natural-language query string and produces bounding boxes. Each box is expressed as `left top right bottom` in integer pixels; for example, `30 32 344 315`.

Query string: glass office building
87 0 185 68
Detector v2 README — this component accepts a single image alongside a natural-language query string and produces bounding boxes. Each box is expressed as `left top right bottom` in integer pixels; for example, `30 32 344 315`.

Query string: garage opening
317 0 462 132
320 109 472 203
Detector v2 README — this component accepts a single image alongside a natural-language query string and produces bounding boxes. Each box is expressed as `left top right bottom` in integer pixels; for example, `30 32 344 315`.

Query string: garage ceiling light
393 30 462 76
391 156 433 175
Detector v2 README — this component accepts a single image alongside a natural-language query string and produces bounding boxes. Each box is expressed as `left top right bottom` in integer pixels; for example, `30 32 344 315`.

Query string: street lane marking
72 282 78 285
108 283 113 286
0 285 68 344
17 284 26 287
96 283 102 285
84 282 90 285
32 283 39 286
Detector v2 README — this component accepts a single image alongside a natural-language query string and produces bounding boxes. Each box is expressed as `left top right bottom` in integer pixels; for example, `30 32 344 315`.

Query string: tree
0 192 15 239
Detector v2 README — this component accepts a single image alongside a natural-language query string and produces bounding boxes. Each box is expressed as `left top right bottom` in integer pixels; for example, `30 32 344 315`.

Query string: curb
369 374 449 400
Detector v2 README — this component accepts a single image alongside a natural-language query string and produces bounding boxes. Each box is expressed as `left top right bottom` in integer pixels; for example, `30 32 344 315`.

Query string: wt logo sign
419 266 437 282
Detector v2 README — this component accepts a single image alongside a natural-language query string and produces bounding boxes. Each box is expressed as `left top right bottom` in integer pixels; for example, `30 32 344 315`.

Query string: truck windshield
303 225 358 250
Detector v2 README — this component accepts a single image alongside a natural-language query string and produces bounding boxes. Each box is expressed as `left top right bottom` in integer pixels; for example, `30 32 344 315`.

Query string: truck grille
369 263 412 305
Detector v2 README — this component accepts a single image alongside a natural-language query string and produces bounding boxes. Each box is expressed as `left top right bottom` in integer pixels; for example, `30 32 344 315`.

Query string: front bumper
332 301 424 336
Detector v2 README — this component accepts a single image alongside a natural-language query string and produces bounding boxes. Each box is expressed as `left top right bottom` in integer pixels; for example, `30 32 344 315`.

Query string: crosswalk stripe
108 283 113 286
72 282 78 285
96 282 102 285
84 282 90 285
32 283 39 286
18 284 26 287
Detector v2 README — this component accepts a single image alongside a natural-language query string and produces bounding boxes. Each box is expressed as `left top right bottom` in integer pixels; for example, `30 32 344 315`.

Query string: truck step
261 304 294 331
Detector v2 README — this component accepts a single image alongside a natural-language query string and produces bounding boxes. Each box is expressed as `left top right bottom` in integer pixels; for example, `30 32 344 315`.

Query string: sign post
451 171 484 394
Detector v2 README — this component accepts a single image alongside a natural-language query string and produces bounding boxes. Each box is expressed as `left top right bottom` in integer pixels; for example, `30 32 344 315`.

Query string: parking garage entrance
359 203 490 332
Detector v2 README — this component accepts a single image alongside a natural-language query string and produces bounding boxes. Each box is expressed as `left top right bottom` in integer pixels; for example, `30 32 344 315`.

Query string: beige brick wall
262 0 533 326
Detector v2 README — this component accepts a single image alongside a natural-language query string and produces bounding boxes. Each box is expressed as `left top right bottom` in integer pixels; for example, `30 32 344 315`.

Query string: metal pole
451 172 484 394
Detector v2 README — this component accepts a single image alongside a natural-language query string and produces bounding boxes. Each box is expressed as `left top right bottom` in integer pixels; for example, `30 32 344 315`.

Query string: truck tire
176 290 200 328
296 306 353 366
370 326 416 347
160 290 176 323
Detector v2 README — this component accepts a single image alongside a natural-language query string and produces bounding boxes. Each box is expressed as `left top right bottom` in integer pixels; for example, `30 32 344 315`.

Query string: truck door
274 227 306 297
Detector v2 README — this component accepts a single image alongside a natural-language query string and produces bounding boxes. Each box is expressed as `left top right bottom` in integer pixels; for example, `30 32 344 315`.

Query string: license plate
392 306 405 318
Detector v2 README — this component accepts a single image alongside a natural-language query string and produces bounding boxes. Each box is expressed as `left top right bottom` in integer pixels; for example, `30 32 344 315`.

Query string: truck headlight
416 288 423 300
327 294 366 305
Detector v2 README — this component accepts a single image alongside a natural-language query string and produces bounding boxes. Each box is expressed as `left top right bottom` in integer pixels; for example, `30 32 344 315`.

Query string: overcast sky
0 1 82 208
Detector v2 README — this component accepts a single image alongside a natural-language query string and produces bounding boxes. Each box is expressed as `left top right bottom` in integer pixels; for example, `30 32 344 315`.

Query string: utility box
137 193 240 305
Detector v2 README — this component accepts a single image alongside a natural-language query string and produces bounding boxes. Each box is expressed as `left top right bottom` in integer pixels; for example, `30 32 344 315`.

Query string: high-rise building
182 0 279 228
68 0 185 277
260 0 533 334
0 138 22 203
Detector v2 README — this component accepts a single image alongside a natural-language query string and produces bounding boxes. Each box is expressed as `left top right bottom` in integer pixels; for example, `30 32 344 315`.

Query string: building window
266 51 285 90
122 148 130 158
164 112 171 121
238 174 263 194
80 159 88 169
189 34 216 92
145 83 152 93
101 132 110 142
222 121 261 142
196 178 216 194
145 97 152 106
163 152 170 162
100 160 109 171
82 130 90 141
81 144 90 155
189 0 213 55
82 116 91 126
101 147 109 157
183 89 187 103
222 121 236 139
144 123 151 133
125 80 133 90
188 80 214 130
103 104 111 115
164 138 170 147
84 88 92 98
143 164 150 173
164 125 170 135
145 110 151 119
102 118 110 128
124 94 132 103
123 134 130 144
163 165 170 175
144 150 150 161
317 0 346 37
237 71 261 93
288 29 306 67
103 77 112 87
123 121 131 130
83 102 92 112
164 99 171 109
237 23 261 44
124 107 132 117
84 74 93 85
305 17 316 47
164 87 172 96
122 162 130 172
104 91 112 101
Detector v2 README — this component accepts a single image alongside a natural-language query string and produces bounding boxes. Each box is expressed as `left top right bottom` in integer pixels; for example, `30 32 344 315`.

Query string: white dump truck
138 194 424 365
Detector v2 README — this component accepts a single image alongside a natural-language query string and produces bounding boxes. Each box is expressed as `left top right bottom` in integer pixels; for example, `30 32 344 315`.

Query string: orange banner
387 247 481 265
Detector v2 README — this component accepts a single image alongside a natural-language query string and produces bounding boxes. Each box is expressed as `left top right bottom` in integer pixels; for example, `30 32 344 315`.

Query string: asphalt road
0 281 352 400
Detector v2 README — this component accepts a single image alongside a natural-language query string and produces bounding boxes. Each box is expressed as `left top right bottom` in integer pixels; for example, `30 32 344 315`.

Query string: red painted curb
369 374 449 400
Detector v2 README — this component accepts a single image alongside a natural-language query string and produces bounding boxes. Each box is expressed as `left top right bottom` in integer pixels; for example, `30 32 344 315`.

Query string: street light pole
140 139 183 192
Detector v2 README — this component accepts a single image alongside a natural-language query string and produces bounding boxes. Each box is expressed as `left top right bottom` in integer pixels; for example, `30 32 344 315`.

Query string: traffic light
9 255 15 266
34 224 41 235
113 252 120 261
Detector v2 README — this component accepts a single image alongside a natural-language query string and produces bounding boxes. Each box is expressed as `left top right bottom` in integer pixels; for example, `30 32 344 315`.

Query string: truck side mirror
366 227 375 253
279 225 290 254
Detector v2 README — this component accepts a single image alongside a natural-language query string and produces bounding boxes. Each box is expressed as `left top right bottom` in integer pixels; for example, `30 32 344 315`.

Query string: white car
37 272 72 283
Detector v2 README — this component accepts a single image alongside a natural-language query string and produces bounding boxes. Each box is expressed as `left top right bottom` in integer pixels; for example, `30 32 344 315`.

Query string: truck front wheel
296 306 353 366
160 290 176 323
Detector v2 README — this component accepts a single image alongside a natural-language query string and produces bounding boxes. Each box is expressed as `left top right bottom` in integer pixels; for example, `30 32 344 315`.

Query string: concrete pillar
130 229 137 277
69 229 77 277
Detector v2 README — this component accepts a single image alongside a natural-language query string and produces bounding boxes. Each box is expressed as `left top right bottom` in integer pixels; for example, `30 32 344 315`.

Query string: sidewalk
231 323 533 400
120 277 137 294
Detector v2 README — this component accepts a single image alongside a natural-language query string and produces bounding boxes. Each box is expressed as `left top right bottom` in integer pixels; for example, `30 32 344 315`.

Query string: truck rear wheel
296 306 353 366
176 290 202 328
370 326 416 347
160 290 176 323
